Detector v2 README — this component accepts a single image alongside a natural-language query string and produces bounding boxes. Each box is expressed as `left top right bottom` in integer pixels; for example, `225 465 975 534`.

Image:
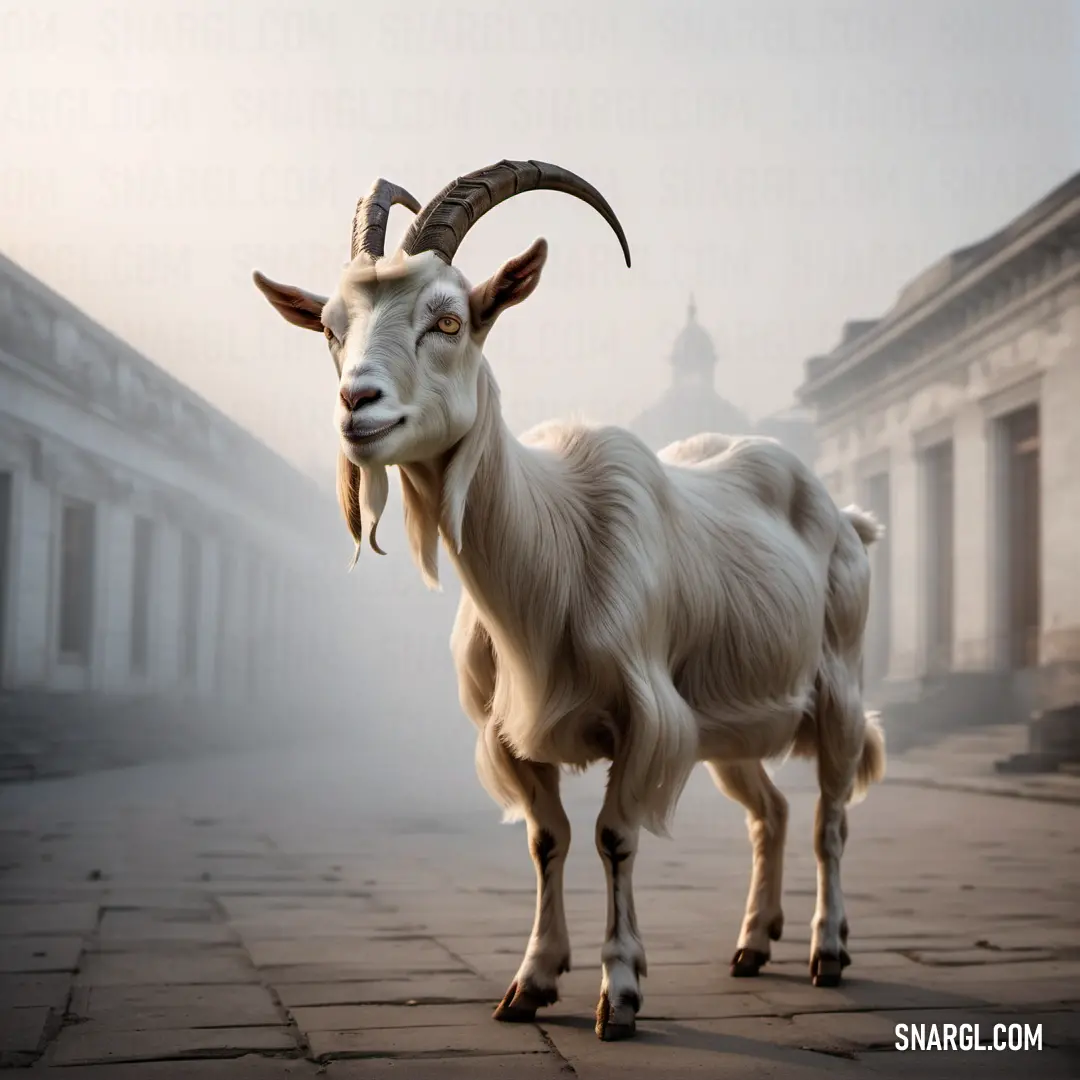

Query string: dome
670 295 717 382
631 383 751 452
629 295 751 451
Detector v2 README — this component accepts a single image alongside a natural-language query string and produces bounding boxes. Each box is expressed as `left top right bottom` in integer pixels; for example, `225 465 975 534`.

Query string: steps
876 670 1029 754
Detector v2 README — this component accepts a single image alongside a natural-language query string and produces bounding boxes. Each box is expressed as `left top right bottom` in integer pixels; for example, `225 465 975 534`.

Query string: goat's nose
340 385 382 411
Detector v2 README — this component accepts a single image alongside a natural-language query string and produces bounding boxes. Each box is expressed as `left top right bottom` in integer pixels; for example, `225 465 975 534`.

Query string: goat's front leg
594 771 647 1041
489 753 572 1022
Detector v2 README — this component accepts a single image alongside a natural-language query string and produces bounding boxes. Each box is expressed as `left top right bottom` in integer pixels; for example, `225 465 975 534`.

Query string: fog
0 0 1077 825
3 0 1076 475
4 5 1080 1074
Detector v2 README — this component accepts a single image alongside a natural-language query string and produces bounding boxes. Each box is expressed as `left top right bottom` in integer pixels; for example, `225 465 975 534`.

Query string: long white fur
255 240 887 1033
412 377 885 838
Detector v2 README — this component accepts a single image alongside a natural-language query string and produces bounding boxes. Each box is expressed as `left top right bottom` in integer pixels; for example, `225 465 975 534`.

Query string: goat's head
253 159 630 560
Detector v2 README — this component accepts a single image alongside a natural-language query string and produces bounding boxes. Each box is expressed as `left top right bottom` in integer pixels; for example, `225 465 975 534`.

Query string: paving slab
1 739 1077 1075
538 1016 866 1079
46 1023 299 1066
246 935 464 970
322 1052 578 1077
748 975 991 1014
307 1018 550 1060
0 936 82 973
0 1004 58 1063
0 902 99 936
22 1053 322 1077
542 989 773 1022
856 1050 1080 1079
275 973 503 1008
0 972 72 1010
73 949 259 987
290 1001 508 1031
259 962 476 986
68 983 284 1029
95 909 236 947
101 889 217 911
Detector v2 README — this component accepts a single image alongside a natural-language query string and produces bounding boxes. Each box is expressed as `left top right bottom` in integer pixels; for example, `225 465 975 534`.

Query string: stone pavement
884 723 1080 806
0 738 1078 1078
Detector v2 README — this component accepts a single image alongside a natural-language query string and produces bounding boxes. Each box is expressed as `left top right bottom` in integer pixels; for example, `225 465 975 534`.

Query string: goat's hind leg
481 735 572 1022
809 667 862 988
707 760 788 977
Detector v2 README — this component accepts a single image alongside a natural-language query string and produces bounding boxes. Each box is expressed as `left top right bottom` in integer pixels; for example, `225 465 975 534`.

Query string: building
630 296 816 465
797 173 1080 745
0 251 356 714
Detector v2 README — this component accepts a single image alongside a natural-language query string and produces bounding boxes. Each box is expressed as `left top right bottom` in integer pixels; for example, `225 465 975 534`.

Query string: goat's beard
337 451 389 567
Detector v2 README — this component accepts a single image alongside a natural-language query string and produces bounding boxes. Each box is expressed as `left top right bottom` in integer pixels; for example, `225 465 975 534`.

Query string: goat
253 159 887 1041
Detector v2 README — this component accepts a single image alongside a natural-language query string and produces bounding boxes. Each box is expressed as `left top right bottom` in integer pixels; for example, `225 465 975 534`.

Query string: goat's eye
435 315 461 335
323 326 339 346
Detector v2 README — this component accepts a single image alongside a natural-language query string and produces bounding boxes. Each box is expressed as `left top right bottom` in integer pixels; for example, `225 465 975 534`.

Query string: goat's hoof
595 990 638 1041
768 914 785 942
810 948 851 988
730 947 770 977
493 979 557 1022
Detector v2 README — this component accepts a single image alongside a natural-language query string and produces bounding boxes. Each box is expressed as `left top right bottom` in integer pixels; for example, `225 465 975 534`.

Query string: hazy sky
3 0 1078 481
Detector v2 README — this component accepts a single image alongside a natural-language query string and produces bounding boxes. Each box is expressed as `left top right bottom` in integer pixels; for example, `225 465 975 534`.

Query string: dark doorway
246 557 261 695
130 516 154 675
58 498 96 663
215 546 233 694
922 441 955 676
0 473 11 683
998 405 1041 668
863 471 891 690
179 532 201 682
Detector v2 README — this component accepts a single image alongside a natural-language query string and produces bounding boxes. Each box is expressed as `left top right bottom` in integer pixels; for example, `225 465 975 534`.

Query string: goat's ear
469 237 548 333
252 271 327 332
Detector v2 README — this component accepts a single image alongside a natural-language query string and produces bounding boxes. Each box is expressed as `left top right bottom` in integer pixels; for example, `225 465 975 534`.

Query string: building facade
0 252 355 711
798 174 1080 725
630 296 816 465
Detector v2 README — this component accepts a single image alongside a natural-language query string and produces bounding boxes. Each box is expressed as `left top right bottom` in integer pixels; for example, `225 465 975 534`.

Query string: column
1039 334 1080 688
152 522 181 691
8 467 51 687
264 563 280 701
245 553 264 701
221 542 249 701
195 535 220 698
93 502 135 693
951 404 992 671
887 438 921 684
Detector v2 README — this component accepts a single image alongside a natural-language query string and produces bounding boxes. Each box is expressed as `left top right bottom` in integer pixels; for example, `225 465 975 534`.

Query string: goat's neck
400 361 559 621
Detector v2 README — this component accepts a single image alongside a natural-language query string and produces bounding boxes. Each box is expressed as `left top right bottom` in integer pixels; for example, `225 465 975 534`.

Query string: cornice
0 258 334 529
808 255 1080 428
799 180 1080 407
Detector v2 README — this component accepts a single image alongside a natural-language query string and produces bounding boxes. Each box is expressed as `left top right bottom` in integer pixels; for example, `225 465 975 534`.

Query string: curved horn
400 159 631 268
351 179 422 259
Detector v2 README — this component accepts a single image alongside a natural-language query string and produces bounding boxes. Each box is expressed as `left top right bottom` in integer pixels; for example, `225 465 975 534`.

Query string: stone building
0 251 355 712
797 173 1080 740
630 296 816 465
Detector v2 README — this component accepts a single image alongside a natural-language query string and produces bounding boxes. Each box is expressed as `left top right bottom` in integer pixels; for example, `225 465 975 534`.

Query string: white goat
254 159 886 1041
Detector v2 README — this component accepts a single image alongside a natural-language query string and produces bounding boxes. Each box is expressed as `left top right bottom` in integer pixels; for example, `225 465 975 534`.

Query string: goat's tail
790 702 887 805
842 504 885 548
851 709 887 803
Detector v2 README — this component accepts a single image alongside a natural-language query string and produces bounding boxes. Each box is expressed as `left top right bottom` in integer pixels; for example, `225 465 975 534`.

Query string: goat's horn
400 159 631 268
351 179 422 259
